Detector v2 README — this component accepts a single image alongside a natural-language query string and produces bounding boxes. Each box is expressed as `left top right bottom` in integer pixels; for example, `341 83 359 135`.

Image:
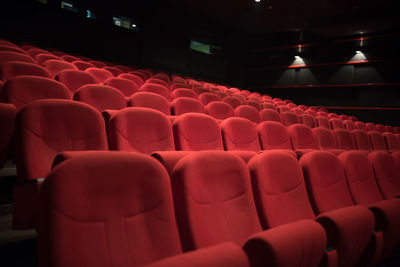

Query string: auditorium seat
220 117 261 152
339 151 400 260
170 83 189 91
128 92 170 115
171 88 198 99
0 61 51 81
107 107 174 154
205 101 234 120
339 114 349 121
351 129 372 151
262 102 276 110
291 107 304 116
42 59 78 77
103 66 123 76
317 111 328 117
1 76 71 111
277 106 291 113
103 77 139 97
170 97 206 115
299 114 316 128
26 48 50 57
0 45 28 54
60 54 81 62
260 109 281 122
327 113 339 119
368 151 400 198
355 121 367 130
382 132 400 151
330 118 345 130
85 67 114 83
304 109 317 117
0 51 37 64
312 127 344 154
198 92 221 105
368 131 387 151
73 84 126 112
13 99 108 229
173 113 223 151
72 60 95 70
300 151 377 266
172 151 327 267
223 96 242 109
257 121 293 151
55 69 99 93
376 124 386 133
0 103 16 168
246 100 261 111
332 129 356 150
315 116 331 129
231 93 247 104
349 116 358 122
385 125 394 133
35 53 62 65
280 111 299 126
140 83 171 101
37 151 184 267
287 124 318 156
234 105 261 123
146 78 169 88
344 120 356 131
88 60 107 68
366 123 378 132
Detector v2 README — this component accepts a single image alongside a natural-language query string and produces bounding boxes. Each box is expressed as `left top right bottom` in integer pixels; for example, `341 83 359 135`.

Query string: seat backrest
43 59 78 77
287 124 318 150
332 129 356 150
72 60 95 70
170 97 205 115
327 113 338 119
344 120 356 131
128 92 170 115
88 60 107 68
119 73 144 87
280 111 299 126
107 107 175 154
0 61 51 81
60 54 81 63
368 131 387 151
368 151 400 199
382 132 400 150
103 66 123 77
248 151 315 228
375 124 386 133
234 105 261 123
171 89 198 100
365 123 377 132
222 96 242 109
146 78 169 88
55 69 99 93
257 121 292 150
205 101 234 120
315 116 331 129
0 51 37 64
300 151 355 214
1 76 71 111
104 77 139 97
299 114 316 128
85 67 114 83
330 118 345 130
0 103 17 168
171 151 262 250
37 151 182 267
351 129 372 151
355 121 366 130
15 99 108 181
35 53 62 65
260 109 281 122
198 92 221 105
173 113 223 151
312 127 337 150
140 83 171 101
246 100 261 111
73 84 126 112
220 117 261 152
338 151 384 205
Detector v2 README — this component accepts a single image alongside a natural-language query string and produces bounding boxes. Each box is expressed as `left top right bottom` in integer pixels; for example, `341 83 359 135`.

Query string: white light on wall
295 55 301 59
356 50 362 54
132 24 137 28
255 0 261 2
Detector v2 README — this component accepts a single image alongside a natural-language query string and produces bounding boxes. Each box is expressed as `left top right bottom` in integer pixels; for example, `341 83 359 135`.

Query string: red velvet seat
332 129 356 150
280 112 299 126
300 151 377 266
368 131 387 151
376 124 386 133
260 109 281 122
366 123 378 132
220 117 261 152
287 124 318 156
344 120 356 131
222 96 242 109
355 121 367 130
26 48 50 57
171 88 198 99
13 99 108 229
146 78 169 88
330 118 345 130
234 105 261 123
103 77 139 97
299 114 316 128
246 100 261 111
351 129 372 151
85 67 114 83
119 73 144 87
257 121 292 150
140 83 171 101
0 51 37 64
312 127 345 155
382 132 400 151
0 103 17 168
1 76 71 111
107 107 174 154
55 69 99 93
128 92 170 115
60 54 81 62
42 59 78 77
315 116 331 129
170 97 205 115
0 45 28 54
262 102 276 110
73 84 126 112
0 61 51 81
88 60 107 68
35 53 62 65
198 92 221 105
72 60 95 70
173 113 223 151
103 66 123 76
205 101 234 120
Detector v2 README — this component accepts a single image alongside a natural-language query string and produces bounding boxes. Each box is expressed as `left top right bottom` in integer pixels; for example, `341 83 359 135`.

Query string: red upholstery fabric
0 61 51 81
107 107 174 154
43 59 78 77
299 114 316 128
128 92 170 115
368 131 387 151
339 114 349 121
355 121 366 130
312 127 337 150
199 92 221 105
248 151 316 228
291 107 304 116
222 96 242 109
144 243 249 267
315 116 331 129
73 85 126 112
1 76 71 111
231 93 247 104
103 66 123 77
368 151 400 199
146 78 169 88
171 89 198 99
366 123 378 132
234 105 261 123
385 125 394 133
376 124 386 133
37 151 182 267
0 103 16 168
85 67 114 83
260 109 281 122
26 48 50 57
119 73 144 87
140 83 171 101
332 129 356 150
171 151 262 250
344 120 356 131
382 132 400 150
246 100 261 111
257 121 292 150
220 117 261 152
173 113 223 151
55 69 99 93
351 129 372 151
262 102 276 110
104 77 139 97
277 106 291 113
327 113 338 119
304 109 317 117
151 151 192 175
0 45 28 54
35 53 62 65
0 51 37 64
330 118 345 130
72 60 95 70
205 101 234 120
280 112 299 126
88 60 107 68
60 55 81 62
170 97 206 115
287 124 318 150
